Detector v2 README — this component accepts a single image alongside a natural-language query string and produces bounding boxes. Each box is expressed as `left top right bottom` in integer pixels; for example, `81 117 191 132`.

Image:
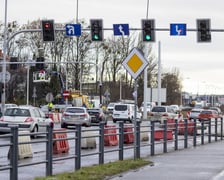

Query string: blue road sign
170 24 186 36
65 24 81 36
113 24 129 36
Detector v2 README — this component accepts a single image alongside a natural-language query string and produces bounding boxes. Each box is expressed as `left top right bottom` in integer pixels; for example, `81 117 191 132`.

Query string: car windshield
87 108 100 112
191 110 201 113
114 105 127 111
5 108 30 117
152 107 166 112
201 111 212 115
108 103 115 107
66 108 85 113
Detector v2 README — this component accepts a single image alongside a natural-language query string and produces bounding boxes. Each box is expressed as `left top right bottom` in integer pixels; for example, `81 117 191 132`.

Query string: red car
198 110 219 121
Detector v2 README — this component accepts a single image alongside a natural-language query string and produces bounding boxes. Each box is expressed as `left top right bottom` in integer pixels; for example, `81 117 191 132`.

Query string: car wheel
129 117 134 123
85 124 89 127
113 119 116 123
31 125 38 139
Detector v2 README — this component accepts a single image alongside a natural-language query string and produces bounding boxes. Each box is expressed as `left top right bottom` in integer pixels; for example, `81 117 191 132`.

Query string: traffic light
142 19 155 42
41 20 55 42
90 19 103 41
197 19 211 42
36 57 44 70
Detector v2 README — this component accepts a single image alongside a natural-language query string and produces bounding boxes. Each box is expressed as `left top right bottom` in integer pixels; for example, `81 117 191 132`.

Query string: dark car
87 108 107 125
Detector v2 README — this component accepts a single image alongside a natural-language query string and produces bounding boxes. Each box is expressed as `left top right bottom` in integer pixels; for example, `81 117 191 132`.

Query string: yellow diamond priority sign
122 48 149 79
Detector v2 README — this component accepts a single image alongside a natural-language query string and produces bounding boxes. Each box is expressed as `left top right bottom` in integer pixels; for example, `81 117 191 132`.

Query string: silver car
61 107 91 128
189 108 203 120
0 106 53 138
148 106 178 124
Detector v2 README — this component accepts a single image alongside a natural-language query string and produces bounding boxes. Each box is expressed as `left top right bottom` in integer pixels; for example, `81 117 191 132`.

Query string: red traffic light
44 22 51 29
41 20 55 42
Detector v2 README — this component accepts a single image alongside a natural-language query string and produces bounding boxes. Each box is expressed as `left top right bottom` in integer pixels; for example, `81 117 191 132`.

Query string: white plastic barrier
81 130 97 149
18 131 33 159
8 131 33 160
140 126 149 141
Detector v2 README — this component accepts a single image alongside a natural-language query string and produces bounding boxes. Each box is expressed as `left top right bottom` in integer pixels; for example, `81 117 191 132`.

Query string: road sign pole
158 41 161 106
133 79 138 160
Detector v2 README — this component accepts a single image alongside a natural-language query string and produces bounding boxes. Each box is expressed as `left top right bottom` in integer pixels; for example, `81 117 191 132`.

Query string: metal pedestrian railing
0 117 223 180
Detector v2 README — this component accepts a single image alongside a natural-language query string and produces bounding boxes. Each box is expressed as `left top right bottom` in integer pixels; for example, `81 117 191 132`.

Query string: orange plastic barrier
187 121 194 135
53 128 69 154
46 113 62 123
104 125 118 146
178 120 194 135
167 119 175 130
124 125 134 144
154 130 173 141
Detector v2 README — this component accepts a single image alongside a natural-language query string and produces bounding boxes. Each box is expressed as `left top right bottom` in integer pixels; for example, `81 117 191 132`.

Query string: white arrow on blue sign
65 24 81 36
170 24 187 36
113 24 129 36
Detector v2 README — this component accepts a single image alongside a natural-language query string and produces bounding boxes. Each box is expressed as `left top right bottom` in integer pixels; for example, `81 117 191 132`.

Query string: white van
112 104 141 123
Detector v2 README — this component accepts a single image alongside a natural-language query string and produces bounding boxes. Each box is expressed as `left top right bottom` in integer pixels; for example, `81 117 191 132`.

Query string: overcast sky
1 0 224 95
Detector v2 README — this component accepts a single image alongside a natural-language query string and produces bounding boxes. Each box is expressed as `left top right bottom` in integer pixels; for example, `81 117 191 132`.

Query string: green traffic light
93 34 99 40
145 35 151 41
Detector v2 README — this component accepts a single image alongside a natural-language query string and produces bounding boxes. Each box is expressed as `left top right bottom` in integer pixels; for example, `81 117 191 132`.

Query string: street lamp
181 77 191 106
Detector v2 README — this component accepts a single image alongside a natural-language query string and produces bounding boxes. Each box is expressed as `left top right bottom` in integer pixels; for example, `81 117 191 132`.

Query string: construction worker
47 102 54 112
89 101 94 108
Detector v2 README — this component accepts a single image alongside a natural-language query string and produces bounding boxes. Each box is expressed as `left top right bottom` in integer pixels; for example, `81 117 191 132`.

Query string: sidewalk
109 140 224 180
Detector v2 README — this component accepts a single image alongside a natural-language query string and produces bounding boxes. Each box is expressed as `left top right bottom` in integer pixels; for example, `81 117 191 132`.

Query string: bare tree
162 68 181 105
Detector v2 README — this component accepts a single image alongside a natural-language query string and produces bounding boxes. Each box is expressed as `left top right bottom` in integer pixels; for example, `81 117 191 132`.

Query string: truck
194 101 207 109
71 90 90 108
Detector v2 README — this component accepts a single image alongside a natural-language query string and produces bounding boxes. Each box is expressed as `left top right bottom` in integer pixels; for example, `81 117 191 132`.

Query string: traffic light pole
6 27 224 49
2 0 8 115
3 25 224 111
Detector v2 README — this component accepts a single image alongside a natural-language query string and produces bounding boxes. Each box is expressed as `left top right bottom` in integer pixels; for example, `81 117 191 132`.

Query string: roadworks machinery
70 90 90 108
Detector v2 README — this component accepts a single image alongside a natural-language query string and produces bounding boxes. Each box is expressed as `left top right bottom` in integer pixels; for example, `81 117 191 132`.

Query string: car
61 107 91 128
209 107 223 118
112 103 141 123
140 102 156 113
0 103 18 115
170 105 180 113
189 108 203 120
87 108 107 125
194 102 206 109
198 109 219 122
106 102 117 114
148 106 178 124
0 106 53 138
40 104 72 113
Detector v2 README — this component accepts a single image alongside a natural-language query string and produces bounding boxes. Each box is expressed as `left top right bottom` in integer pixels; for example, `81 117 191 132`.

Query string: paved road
109 140 224 180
